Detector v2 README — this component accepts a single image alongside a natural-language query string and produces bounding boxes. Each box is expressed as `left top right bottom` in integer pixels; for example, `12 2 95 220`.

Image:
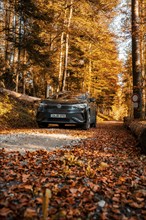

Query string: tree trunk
16 1 23 93
131 0 143 118
140 0 146 118
61 32 69 91
57 32 64 92
4 0 11 70
88 43 92 93
32 71 36 97
11 0 17 73
22 49 26 94
61 0 73 92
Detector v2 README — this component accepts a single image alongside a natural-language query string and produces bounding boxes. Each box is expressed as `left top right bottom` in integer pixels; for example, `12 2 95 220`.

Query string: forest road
0 126 96 153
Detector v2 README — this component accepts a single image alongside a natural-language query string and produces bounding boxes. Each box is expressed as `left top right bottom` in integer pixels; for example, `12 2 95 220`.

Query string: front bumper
36 109 87 125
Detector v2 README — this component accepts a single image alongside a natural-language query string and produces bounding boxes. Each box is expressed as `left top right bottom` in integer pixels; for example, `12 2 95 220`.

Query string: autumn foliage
0 123 146 219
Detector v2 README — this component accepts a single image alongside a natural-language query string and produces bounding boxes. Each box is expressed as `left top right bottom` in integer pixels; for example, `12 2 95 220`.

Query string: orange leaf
22 174 30 183
88 181 99 192
78 187 85 194
70 188 78 194
24 208 37 218
35 197 43 204
118 177 126 182
23 185 33 190
129 202 145 209
0 207 12 217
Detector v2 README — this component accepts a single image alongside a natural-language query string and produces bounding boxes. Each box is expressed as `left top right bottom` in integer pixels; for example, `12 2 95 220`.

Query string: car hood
42 98 87 105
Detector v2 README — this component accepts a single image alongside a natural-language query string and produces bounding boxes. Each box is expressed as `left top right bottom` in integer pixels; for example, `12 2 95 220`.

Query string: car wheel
37 123 48 128
82 112 90 130
91 117 96 128
92 121 96 128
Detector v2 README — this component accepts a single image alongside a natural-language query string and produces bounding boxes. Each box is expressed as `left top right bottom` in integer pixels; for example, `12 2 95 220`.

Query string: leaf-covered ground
0 122 146 220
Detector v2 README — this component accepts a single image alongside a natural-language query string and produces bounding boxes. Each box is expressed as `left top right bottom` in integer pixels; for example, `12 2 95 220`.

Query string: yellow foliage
0 102 12 116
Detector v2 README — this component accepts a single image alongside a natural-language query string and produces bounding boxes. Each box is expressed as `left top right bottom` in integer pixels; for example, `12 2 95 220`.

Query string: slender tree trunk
61 32 69 91
88 43 92 93
16 49 20 93
32 71 36 97
22 49 26 94
61 0 73 92
57 32 65 92
11 0 17 90
16 1 23 93
57 0 68 92
4 0 10 70
131 0 143 118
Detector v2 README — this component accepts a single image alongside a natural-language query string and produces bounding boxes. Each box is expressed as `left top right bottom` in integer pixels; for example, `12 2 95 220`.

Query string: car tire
82 111 90 130
91 117 96 128
92 121 96 128
37 123 48 128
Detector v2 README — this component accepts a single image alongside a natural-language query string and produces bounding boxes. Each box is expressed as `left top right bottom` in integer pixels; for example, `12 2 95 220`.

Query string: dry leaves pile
0 123 146 220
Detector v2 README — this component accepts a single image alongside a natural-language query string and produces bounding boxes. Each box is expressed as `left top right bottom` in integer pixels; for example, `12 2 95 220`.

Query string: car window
49 92 87 100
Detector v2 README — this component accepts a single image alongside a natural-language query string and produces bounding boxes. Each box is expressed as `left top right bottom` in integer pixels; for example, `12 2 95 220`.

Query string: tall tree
131 0 143 118
139 0 146 118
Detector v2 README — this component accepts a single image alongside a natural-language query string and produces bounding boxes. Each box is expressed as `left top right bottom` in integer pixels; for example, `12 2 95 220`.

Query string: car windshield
48 92 87 100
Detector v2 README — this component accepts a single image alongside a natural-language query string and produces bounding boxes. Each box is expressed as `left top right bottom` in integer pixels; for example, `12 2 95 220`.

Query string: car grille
45 104 73 110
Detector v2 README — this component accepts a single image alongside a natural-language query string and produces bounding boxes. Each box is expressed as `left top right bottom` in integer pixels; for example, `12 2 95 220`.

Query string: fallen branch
0 88 41 103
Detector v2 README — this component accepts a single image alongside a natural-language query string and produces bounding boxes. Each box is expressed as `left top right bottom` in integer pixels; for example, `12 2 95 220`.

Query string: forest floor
0 122 146 220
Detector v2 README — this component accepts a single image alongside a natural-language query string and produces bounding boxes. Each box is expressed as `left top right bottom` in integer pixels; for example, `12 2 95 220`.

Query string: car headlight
39 103 48 107
37 102 48 112
73 103 87 109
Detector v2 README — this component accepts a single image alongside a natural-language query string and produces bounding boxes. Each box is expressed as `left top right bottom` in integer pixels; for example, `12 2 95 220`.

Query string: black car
36 91 97 130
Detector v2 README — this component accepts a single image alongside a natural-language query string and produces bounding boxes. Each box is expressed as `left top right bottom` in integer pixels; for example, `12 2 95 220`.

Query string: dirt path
0 125 96 153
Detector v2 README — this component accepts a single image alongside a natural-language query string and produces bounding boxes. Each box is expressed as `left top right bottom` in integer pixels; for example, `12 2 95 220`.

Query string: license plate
50 114 66 118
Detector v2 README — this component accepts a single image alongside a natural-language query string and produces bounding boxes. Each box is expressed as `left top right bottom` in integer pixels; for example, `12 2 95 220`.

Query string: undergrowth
0 92 37 130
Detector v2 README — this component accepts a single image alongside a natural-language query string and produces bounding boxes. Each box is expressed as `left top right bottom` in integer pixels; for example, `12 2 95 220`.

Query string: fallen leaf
70 188 78 194
24 208 37 218
129 202 145 209
0 207 13 216
22 174 30 182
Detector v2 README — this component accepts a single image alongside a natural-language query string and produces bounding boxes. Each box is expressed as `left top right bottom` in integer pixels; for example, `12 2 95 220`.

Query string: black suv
36 91 97 130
